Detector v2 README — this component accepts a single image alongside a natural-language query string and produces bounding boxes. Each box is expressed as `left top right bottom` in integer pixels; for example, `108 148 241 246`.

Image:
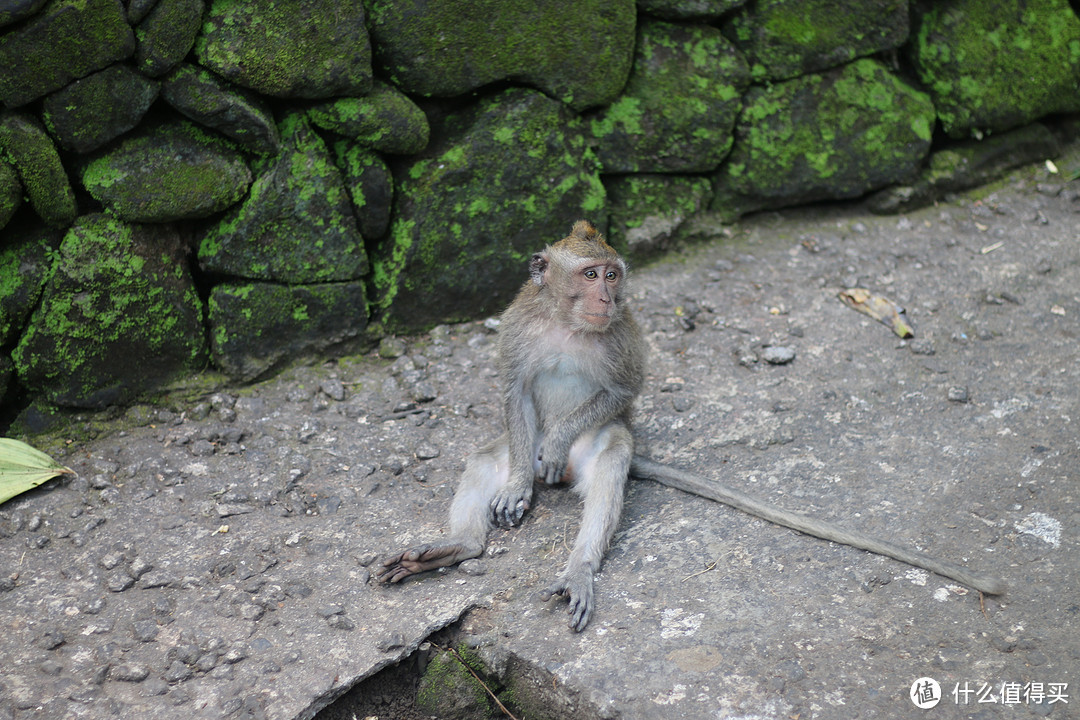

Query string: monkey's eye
584 269 598 279
606 270 618 281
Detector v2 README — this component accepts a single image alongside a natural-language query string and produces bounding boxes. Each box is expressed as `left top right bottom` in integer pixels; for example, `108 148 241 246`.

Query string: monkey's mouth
583 312 612 324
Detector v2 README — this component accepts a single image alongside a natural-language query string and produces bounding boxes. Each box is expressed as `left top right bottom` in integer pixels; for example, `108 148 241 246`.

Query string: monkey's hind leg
378 439 508 583
540 423 631 632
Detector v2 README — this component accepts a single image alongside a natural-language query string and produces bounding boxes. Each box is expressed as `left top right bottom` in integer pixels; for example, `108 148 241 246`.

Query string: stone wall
1 0 1078 420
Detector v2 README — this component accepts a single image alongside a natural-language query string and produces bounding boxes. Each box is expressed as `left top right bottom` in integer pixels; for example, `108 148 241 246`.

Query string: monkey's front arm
490 373 537 527
535 387 634 485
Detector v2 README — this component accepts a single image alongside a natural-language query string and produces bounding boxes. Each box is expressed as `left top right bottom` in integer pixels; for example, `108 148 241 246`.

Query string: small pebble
162 660 193 684
320 378 346 401
947 386 970 403
111 664 150 682
326 615 355 631
415 445 440 460
412 381 438 403
459 559 486 576
378 337 407 358
762 346 796 365
132 619 159 643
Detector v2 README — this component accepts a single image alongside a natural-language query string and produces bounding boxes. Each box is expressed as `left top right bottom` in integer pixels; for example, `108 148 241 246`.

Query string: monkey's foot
376 543 474 583
490 486 532 528
540 572 595 632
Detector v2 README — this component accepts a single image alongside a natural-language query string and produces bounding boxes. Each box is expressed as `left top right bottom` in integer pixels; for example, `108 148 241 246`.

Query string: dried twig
683 560 718 582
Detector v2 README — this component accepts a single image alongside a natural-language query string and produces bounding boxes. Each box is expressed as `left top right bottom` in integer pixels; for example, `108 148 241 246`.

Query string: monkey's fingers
536 458 567 486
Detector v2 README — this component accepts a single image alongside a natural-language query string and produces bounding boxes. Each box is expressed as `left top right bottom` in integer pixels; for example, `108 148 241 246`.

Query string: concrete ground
1 151 1077 720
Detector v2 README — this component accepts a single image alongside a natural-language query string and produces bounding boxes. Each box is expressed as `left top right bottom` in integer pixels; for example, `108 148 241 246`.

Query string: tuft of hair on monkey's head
562 219 618 260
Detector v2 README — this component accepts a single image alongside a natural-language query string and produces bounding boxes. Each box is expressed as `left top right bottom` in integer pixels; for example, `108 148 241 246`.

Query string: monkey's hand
376 544 471 583
535 437 571 486
490 483 532 528
540 570 595 632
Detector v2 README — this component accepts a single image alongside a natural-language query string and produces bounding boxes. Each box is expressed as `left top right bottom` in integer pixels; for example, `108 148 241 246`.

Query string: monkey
378 220 1005 632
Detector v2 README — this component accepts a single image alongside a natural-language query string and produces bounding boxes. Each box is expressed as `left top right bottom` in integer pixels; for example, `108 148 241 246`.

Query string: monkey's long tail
630 456 1006 596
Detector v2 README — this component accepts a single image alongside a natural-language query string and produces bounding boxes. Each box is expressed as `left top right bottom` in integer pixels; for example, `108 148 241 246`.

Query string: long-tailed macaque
378 221 1005 632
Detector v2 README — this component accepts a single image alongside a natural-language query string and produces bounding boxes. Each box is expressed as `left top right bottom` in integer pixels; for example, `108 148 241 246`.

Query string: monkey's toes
540 578 593 632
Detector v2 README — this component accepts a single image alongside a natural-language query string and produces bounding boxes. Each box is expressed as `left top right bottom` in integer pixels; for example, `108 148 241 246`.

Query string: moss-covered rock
710 59 935 220
161 63 280 156
0 353 11 408
0 111 77 228
126 0 157 24
367 0 635 112
0 0 135 107
638 0 746 21
134 0 205 77
415 647 492 720
606 174 713 262
308 81 430 155
589 20 749 174
208 281 368 381
198 113 368 283
909 0 1080 138
333 143 393 241
0 0 48 29
866 122 1061 214
372 88 606 333
0 222 60 346
12 214 207 409
42 65 160 154
82 121 252 223
193 0 372 99
0 159 20 230
723 0 909 82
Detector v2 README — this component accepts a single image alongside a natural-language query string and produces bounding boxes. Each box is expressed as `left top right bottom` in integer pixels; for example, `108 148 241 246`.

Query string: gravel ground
1 150 1078 720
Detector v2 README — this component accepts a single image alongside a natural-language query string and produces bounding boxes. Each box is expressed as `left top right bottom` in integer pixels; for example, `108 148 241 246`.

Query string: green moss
193 0 371 98
82 121 251 223
589 21 749 173
307 81 429 154
713 58 933 218
199 113 366 282
591 96 645 137
12 215 206 408
0 113 77 227
911 0 1080 137
415 646 491 717
727 0 908 82
366 0 634 111
0 0 135 107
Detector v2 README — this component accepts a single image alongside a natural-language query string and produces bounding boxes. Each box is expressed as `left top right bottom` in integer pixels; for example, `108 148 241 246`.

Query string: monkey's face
566 260 623 332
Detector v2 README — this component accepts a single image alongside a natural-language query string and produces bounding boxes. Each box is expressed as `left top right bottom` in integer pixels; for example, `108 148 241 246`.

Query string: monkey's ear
529 251 548 286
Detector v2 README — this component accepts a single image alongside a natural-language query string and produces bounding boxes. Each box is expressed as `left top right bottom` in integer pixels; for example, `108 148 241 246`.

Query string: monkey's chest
530 354 598 421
